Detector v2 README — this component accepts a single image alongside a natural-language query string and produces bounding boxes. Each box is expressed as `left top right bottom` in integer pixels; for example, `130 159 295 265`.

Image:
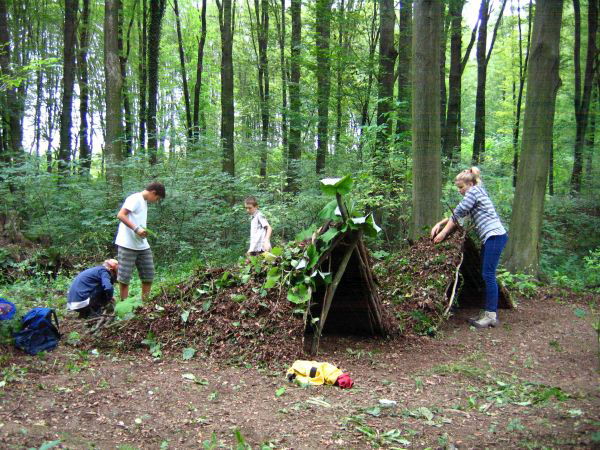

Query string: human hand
136 227 148 238
430 223 442 239
433 230 447 244
263 241 272 252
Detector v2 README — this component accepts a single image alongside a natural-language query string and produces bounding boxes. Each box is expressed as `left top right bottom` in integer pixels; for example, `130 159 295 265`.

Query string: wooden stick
444 252 464 316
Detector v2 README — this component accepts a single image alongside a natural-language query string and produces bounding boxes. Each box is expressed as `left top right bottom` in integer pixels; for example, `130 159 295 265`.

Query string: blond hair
455 167 481 185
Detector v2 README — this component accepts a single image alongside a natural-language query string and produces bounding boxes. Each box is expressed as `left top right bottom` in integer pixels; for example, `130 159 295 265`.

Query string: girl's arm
431 218 449 239
433 217 457 244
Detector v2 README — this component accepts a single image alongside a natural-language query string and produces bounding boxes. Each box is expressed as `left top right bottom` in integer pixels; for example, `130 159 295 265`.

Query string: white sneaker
469 311 498 328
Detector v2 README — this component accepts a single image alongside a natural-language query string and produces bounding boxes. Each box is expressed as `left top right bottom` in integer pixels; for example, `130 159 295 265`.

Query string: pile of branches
93 266 306 363
377 231 466 337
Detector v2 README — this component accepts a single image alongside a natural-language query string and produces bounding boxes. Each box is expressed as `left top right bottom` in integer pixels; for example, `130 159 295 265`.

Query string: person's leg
481 234 508 312
136 248 155 301
117 246 136 300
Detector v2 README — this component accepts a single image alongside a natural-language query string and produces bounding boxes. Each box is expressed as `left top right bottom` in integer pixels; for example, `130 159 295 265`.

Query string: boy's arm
263 224 273 251
117 208 147 238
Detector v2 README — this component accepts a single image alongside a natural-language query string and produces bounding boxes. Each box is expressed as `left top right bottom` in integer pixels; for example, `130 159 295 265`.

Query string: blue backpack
13 307 61 355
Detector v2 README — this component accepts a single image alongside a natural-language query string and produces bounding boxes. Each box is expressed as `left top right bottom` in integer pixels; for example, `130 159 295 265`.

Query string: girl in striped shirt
430 167 508 328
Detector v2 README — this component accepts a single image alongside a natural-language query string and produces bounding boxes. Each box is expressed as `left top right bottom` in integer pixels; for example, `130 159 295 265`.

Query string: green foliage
141 332 162 358
497 270 538 298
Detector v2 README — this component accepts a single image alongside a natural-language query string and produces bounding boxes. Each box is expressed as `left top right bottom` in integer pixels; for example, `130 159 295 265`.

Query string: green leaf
574 308 587 318
181 310 190 323
270 246 283 256
365 406 381 417
38 441 62 450
287 284 311 304
418 406 434 421
306 244 320 269
318 199 340 221
294 226 317 242
231 294 246 303
182 347 196 360
275 386 286 397
320 175 353 196
319 228 339 244
364 213 382 237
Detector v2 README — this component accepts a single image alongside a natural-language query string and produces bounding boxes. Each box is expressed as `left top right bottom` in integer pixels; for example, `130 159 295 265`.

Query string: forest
0 0 599 448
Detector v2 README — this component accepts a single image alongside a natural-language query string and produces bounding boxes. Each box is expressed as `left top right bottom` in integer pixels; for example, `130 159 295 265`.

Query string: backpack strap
50 309 60 336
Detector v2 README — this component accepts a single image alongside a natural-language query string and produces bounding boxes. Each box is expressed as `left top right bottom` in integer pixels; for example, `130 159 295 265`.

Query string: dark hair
244 196 258 207
146 181 166 198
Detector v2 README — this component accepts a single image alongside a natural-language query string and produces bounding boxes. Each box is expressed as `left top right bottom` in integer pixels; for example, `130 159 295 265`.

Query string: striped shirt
453 185 506 243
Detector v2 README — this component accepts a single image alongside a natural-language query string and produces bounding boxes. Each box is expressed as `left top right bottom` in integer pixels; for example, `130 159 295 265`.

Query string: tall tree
471 0 507 165
504 0 563 275
192 0 207 141
216 0 235 175
511 0 533 187
58 0 78 174
374 0 397 180
173 0 192 141
147 0 166 164
396 0 412 146
137 0 148 152
442 0 464 170
272 0 288 154
105 0 123 197
119 0 137 157
315 0 332 173
411 0 441 239
0 0 23 158
77 0 91 173
570 0 598 193
286 0 301 191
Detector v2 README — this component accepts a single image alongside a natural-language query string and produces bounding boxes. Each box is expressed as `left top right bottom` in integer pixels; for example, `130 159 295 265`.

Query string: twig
444 252 464 317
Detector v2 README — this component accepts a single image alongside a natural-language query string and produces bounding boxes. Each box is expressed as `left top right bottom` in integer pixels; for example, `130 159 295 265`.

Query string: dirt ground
1 291 599 449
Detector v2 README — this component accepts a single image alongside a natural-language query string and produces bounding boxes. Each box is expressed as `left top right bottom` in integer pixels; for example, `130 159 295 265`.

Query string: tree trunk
584 87 598 190
286 0 301 191
137 0 147 152
472 0 507 165
192 0 207 142
77 0 91 173
411 0 442 240
512 0 533 187
374 0 397 181
396 0 412 145
58 0 78 174
173 0 192 141
147 0 166 165
120 0 136 157
0 0 23 157
105 0 123 199
315 0 332 174
358 0 378 162
504 0 563 275
442 0 463 171
216 0 235 176
570 0 598 193
252 0 270 176
274 0 288 155
440 2 448 137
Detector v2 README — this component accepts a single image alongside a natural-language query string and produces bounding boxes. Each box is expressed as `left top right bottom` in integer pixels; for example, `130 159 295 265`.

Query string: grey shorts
117 246 155 284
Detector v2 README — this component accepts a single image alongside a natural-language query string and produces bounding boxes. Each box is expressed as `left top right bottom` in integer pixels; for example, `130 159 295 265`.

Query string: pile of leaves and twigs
376 231 466 337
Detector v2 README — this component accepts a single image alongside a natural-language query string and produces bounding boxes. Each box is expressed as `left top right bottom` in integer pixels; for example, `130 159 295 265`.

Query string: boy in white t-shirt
245 196 272 256
115 182 165 301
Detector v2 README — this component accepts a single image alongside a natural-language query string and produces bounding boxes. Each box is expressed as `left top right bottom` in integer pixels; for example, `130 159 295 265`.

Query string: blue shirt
453 185 506 243
67 266 114 310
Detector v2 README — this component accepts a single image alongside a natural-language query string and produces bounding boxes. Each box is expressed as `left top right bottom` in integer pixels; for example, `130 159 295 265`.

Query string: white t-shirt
248 211 270 252
115 192 150 250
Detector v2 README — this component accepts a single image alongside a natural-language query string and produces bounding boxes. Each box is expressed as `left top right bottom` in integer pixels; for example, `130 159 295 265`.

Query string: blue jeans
481 233 508 312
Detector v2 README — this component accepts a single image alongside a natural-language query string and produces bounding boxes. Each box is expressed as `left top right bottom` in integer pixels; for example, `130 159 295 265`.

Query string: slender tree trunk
570 0 598 193
442 0 463 172
192 0 207 142
374 0 397 181
120 0 136 157
77 0 91 173
0 0 23 157
548 140 554 195
105 0 123 198
334 0 346 154
411 0 442 240
584 87 598 190
286 0 301 191
274 0 288 154
396 0 412 143
137 0 147 152
216 0 235 176
358 0 378 161
315 0 332 174
173 0 192 141
512 0 533 187
440 2 448 137
147 0 166 164
58 0 78 174
504 0 563 275
472 0 507 165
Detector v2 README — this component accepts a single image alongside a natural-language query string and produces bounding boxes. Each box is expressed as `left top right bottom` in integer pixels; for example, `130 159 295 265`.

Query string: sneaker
469 311 498 328
468 310 484 323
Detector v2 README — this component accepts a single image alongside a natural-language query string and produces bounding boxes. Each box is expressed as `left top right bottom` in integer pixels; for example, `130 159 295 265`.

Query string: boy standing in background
245 196 272 256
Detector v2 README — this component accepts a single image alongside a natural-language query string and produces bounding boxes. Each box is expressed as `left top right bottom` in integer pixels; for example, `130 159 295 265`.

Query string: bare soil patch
1 290 598 449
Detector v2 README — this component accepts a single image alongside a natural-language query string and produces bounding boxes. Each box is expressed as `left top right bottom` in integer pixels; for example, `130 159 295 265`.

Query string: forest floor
0 289 599 449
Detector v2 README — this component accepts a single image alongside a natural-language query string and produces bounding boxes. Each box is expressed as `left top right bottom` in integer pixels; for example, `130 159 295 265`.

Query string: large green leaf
318 199 340 221
306 244 320 269
364 213 382 237
320 175 354 196
294 225 317 242
287 284 311 304
319 228 339 243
